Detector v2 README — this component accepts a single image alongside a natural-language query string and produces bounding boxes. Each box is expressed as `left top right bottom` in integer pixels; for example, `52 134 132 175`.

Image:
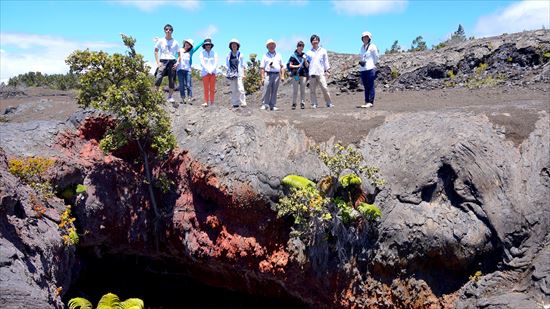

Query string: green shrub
475 63 488 75
8 156 55 197
68 292 144 309
243 53 262 95
59 206 79 246
282 175 316 190
357 202 382 221
446 70 456 79
390 67 399 80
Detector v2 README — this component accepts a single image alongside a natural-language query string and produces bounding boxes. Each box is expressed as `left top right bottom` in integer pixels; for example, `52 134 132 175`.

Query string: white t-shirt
155 38 179 60
260 51 284 73
359 43 379 71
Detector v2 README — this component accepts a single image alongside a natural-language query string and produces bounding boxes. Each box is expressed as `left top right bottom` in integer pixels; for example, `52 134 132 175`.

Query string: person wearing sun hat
226 38 247 107
260 39 285 111
358 31 379 108
199 38 219 106
176 38 204 104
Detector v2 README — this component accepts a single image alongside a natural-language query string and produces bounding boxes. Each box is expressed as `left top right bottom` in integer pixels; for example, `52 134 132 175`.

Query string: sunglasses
164 28 173 32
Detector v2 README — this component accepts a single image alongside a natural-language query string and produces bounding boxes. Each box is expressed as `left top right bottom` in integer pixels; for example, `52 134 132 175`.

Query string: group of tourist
154 24 379 110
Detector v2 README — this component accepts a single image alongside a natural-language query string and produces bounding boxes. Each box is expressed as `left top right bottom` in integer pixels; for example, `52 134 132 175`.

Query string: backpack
287 53 303 75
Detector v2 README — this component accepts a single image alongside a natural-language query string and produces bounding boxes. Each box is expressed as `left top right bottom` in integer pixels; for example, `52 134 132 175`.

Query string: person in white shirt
154 24 180 103
199 38 218 107
176 38 204 104
225 39 247 108
359 31 379 108
260 39 285 111
305 34 333 108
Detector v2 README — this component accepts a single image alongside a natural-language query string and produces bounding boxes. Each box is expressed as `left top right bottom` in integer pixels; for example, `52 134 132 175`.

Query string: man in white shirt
306 34 333 108
359 31 379 108
154 24 180 103
260 39 285 111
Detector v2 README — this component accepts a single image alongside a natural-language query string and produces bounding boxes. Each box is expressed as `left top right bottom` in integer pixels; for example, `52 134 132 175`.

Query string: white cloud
112 0 200 11
0 32 119 83
332 0 407 16
474 0 550 38
273 35 307 55
196 24 218 39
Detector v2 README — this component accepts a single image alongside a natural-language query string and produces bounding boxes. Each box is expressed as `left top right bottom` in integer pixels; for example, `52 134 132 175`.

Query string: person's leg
367 69 376 104
271 74 280 109
309 76 318 107
230 78 239 106
202 75 209 105
208 74 216 104
177 70 185 101
299 76 306 107
360 70 369 104
319 75 332 106
167 61 176 99
237 77 246 106
260 75 268 109
155 62 166 90
291 77 299 108
264 74 274 109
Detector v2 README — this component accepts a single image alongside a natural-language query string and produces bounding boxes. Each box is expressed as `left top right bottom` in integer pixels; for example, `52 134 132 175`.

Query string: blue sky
1 0 549 83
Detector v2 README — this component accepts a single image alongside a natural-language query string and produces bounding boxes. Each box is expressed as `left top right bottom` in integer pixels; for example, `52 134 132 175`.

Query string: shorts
155 59 177 89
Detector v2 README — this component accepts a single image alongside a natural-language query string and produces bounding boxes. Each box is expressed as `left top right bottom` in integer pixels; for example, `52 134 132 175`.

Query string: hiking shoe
312 104 317 109
326 103 334 108
232 105 239 108
360 103 373 108
260 105 267 110
271 107 279 111
201 102 208 107
240 102 247 107
292 104 296 110
167 97 175 103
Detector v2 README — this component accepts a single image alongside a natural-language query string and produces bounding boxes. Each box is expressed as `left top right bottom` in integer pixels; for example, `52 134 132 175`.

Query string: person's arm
240 54 246 78
373 45 379 64
225 53 230 72
213 52 219 74
191 40 205 54
154 48 160 66
199 51 207 72
323 50 331 76
279 55 285 81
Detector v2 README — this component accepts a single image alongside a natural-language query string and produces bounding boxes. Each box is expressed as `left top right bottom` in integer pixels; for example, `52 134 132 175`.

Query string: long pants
263 72 280 109
155 60 177 89
202 74 216 104
177 69 192 98
360 69 376 104
292 76 307 106
309 74 331 106
228 77 246 106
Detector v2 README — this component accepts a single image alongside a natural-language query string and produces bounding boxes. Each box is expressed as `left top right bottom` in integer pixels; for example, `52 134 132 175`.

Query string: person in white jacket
199 38 218 106
359 31 379 108
225 39 247 107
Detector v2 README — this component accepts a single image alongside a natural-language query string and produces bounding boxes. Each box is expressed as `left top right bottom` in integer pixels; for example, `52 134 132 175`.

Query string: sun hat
183 39 194 47
361 31 372 39
203 38 214 48
265 39 276 48
228 38 240 49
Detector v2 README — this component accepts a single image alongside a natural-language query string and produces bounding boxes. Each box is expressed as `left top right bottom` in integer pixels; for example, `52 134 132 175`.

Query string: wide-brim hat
361 31 372 40
184 39 194 48
265 39 276 48
203 38 214 48
229 38 240 49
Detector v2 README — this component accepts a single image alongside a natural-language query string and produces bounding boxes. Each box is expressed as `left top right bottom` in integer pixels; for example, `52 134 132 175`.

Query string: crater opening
64 251 307 309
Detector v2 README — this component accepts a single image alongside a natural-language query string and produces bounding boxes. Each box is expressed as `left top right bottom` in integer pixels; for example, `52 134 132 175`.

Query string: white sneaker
365 103 373 108
260 105 267 110
167 97 175 103
326 103 334 108
271 106 279 111
312 104 317 109
201 102 208 107
240 102 247 107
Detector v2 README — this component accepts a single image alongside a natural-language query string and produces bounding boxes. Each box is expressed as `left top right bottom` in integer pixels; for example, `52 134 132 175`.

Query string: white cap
184 39 194 47
265 39 276 47
229 38 240 49
361 31 372 39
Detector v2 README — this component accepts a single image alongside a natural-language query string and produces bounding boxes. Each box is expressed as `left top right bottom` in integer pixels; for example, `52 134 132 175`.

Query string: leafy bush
8 156 54 197
390 67 399 80
68 292 144 309
243 53 262 95
276 143 385 271
475 63 489 75
59 206 79 246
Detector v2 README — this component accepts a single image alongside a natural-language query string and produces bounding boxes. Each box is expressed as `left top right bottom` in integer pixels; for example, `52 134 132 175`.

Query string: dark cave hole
64 251 307 309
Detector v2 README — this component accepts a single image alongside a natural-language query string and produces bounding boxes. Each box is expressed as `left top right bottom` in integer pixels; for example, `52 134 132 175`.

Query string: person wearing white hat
199 38 218 106
359 31 379 108
176 38 205 104
225 39 247 107
260 39 285 111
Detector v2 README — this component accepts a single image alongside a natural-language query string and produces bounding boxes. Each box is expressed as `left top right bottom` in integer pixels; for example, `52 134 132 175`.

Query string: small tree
385 40 402 54
66 34 176 222
450 24 467 42
409 36 427 52
243 53 262 95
